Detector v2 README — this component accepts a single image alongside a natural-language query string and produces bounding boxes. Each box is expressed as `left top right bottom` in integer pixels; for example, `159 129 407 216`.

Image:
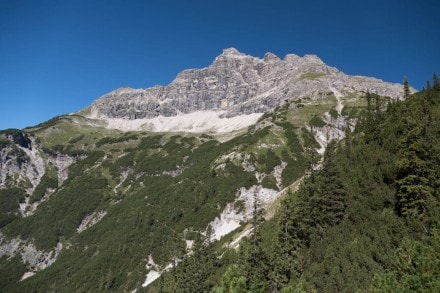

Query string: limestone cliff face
0 131 75 215
0 132 40 191
90 48 405 120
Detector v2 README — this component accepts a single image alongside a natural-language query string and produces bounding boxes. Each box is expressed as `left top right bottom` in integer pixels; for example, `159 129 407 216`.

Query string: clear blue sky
1 0 439 130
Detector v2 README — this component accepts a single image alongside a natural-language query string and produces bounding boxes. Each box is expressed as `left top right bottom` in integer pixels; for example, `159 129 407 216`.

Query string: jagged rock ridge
89 48 405 129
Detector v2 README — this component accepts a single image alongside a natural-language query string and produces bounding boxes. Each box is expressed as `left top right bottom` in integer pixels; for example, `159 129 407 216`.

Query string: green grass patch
300 72 326 80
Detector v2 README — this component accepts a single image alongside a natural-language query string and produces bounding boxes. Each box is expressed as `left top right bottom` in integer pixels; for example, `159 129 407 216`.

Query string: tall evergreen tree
309 140 347 230
395 96 436 219
404 76 411 99
433 73 440 90
242 192 270 292
215 264 247 293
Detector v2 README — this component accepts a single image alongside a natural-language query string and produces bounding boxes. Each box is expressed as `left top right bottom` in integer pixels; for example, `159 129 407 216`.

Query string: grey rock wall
90 48 407 120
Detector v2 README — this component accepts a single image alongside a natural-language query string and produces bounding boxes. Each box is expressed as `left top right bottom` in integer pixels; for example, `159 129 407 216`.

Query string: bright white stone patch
142 262 174 287
142 270 161 287
77 211 107 233
209 185 278 240
329 86 344 114
20 271 36 281
88 110 262 133
273 161 287 189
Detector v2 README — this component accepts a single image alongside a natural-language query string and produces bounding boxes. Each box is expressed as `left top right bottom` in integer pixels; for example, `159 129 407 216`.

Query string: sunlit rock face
88 48 405 131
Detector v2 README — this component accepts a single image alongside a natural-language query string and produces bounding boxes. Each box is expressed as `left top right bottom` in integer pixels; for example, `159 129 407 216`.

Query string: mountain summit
86 48 405 132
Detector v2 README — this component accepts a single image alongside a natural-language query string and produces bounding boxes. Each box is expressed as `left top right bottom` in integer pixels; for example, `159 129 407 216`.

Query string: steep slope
0 107 316 291
86 48 406 132
0 49 412 291
204 84 440 293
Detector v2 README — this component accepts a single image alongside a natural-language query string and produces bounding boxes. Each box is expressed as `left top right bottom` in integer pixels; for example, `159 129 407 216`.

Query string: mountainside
1 49 436 292
86 48 406 132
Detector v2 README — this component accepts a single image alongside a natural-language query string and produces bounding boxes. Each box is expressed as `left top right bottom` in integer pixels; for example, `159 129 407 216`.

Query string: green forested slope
1 78 439 292
154 79 440 292
0 105 314 292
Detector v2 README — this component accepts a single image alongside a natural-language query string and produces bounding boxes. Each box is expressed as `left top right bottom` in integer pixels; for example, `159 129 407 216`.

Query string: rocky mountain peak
263 52 281 63
221 47 246 57
303 54 324 64
87 48 407 132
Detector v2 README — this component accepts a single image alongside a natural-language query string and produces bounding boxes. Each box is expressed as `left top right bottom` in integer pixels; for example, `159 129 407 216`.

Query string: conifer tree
426 80 432 90
433 73 440 90
309 140 346 229
404 76 410 99
242 191 269 292
395 97 436 218
270 196 296 289
215 264 246 293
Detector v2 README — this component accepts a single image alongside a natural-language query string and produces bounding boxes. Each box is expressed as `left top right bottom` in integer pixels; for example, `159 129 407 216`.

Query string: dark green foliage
300 127 319 149
261 175 278 190
0 188 25 228
0 256 28 290
309 140 346 228
0 137 12 148
108 151 135 178
215 264 247 293
261 149 280 173
370 229 440 292
220 79 440 292
138 134 162 149
95 133 138 147
67 150 105 179
278 123 307 187
394 96 436 218
30 172 58 203
309 115 326 128
341 106 362 119
2 127 275 291
240 195 271 292
27 115 68 130
404 76 410 99
159 230 219 292
4 172 108 250
329 108 338 120
68 134 84 144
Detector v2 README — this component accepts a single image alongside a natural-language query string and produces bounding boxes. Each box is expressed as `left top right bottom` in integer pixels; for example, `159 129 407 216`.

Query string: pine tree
310 140 347 230
395 97 436 219
215 264 247 293
242 191 270 292
270 196 296 289
363 91 378 142
404 76 411 99
433 73 440 90
270 190 312 290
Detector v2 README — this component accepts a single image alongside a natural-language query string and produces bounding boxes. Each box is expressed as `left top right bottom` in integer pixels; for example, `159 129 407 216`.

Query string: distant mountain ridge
87 48 407 132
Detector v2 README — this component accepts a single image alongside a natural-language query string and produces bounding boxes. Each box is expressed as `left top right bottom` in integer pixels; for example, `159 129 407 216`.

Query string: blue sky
1 0 439 130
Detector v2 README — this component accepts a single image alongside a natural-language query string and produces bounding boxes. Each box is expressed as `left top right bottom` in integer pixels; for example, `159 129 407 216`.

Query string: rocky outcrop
0 141 42 191
9 131 32 150
77 210 107 233
89 48 408 122
0 232 63 273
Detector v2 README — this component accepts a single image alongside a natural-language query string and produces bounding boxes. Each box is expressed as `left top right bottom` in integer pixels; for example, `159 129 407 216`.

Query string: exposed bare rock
77 210 107 233
88 48 410 132
48 153 75 185
0 232 63 273
0 136 45 192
